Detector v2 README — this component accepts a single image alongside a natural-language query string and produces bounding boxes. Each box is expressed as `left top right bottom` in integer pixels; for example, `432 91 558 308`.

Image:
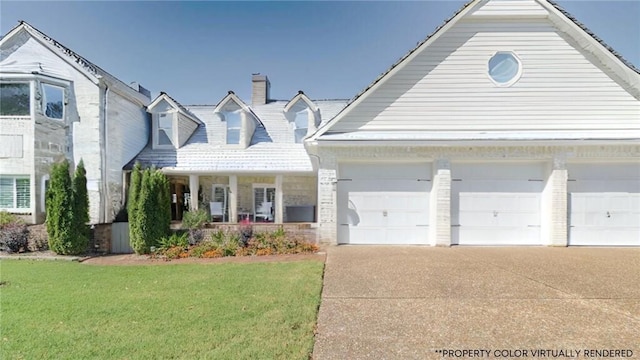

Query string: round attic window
488 52 521 86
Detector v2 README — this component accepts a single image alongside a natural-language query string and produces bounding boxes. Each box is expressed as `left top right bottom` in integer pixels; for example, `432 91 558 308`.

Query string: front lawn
0 259 324 359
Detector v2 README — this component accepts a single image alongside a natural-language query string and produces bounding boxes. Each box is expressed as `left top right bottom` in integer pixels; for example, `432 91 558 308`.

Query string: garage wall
315 144 640 246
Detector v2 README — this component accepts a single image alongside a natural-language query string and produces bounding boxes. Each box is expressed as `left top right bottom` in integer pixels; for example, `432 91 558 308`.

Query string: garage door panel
452 162 543 245
337 163 431 245
348 228 386 245
457 228 541 245
568 163 640 246
570 228 639 246
387 211 428 226
387 227 429 244
348 193 384 210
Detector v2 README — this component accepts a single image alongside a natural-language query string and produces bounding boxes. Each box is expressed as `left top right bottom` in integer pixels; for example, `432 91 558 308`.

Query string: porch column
189 175 199 211
542 158 568 246
430 159 451 246
229 175 238 223
275 175 283 223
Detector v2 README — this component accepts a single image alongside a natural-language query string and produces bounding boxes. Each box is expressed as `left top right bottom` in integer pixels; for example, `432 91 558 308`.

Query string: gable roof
213 91 264 128
0 21 149 105
310 0 640 140
148 92 202 124
283 91 320 112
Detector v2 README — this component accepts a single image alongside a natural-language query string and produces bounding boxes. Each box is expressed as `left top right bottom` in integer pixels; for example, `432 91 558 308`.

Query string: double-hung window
225 110 242 145
293 109 309 143
157 113 174 146
0 176 30 212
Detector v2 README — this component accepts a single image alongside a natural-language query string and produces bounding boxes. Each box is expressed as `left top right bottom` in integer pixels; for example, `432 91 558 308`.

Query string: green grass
0 259 324 359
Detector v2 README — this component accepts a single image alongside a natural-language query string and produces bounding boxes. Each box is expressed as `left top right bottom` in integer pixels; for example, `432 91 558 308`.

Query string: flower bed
152 225 319 260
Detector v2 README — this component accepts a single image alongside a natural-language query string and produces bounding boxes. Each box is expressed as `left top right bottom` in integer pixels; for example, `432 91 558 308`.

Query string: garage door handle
416 224 429 227
606 211 611 218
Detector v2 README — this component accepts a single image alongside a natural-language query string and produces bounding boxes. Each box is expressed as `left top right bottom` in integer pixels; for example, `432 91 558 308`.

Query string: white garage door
568 163 640 246
337 163 431 244
452 162 544 245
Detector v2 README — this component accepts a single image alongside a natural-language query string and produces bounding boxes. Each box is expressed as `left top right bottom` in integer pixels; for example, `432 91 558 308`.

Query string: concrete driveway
313 246 640 359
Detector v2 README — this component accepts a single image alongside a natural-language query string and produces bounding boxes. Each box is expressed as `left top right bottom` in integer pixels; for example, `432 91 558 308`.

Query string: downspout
99 84 109 223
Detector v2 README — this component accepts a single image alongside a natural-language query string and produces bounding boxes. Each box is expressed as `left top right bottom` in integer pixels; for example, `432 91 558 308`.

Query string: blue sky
1 1 638 105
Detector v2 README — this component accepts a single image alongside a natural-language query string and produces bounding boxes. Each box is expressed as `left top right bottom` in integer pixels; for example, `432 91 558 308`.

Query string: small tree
130 167 171 254
46 160 75 254
71 159 90 250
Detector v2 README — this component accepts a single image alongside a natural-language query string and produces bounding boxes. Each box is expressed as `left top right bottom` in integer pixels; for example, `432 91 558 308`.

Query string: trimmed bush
0 213 29 253
130 168 171 254
127 163 142 247
45 160 89 255
46 160 77 254
71 159 89 251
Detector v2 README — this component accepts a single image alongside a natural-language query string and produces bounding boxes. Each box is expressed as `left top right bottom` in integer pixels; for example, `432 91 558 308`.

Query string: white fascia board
213 93 251 113
310 0 483 141
160 168 315 175
313 139 640 147
283 93 319 112
102 77 150 107
20 27 102 85
0 72 71 84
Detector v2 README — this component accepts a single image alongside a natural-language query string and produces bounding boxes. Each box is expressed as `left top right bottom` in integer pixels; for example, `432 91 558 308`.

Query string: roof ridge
546 0 640 74
18 21 151 100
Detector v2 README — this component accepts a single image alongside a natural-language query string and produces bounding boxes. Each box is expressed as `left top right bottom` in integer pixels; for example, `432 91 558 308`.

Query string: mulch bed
80 252 326 266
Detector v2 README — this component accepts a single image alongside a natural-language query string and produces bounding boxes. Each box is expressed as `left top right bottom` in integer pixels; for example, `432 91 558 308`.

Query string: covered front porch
165 172 317 224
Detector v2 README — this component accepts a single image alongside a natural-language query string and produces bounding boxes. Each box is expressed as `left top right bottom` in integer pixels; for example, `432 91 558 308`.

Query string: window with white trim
0 176 30 211
41 174 50 212
487 51 522 86
225 110 242 145
0 83 30 116
42 83 64 120
157 113 174 146
293 109 309 143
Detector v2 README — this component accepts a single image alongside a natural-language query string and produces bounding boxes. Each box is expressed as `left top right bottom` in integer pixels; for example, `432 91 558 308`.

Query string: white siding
469 0 548 18
106 89 149 218
330 18 639 133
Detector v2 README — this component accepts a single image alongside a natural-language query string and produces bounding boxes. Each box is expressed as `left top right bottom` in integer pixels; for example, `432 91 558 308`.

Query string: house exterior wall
193 175 316 222
0 31 151 224
0 116 34 221
313 144 640 244
105 89 149 220
282 175 317 222
328 17 639 133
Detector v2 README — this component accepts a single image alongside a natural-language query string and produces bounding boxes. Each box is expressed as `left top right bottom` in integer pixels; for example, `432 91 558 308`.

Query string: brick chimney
251 73 270 106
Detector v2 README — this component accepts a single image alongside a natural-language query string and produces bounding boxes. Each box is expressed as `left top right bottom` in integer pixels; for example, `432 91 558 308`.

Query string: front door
253 185 275 222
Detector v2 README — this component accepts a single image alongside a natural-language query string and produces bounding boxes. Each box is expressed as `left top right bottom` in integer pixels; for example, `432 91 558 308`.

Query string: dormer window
293 109 309 143
284 92 319 144
225 110 242 145
157 113 174 146
42 83 64 120
147 93 201 150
